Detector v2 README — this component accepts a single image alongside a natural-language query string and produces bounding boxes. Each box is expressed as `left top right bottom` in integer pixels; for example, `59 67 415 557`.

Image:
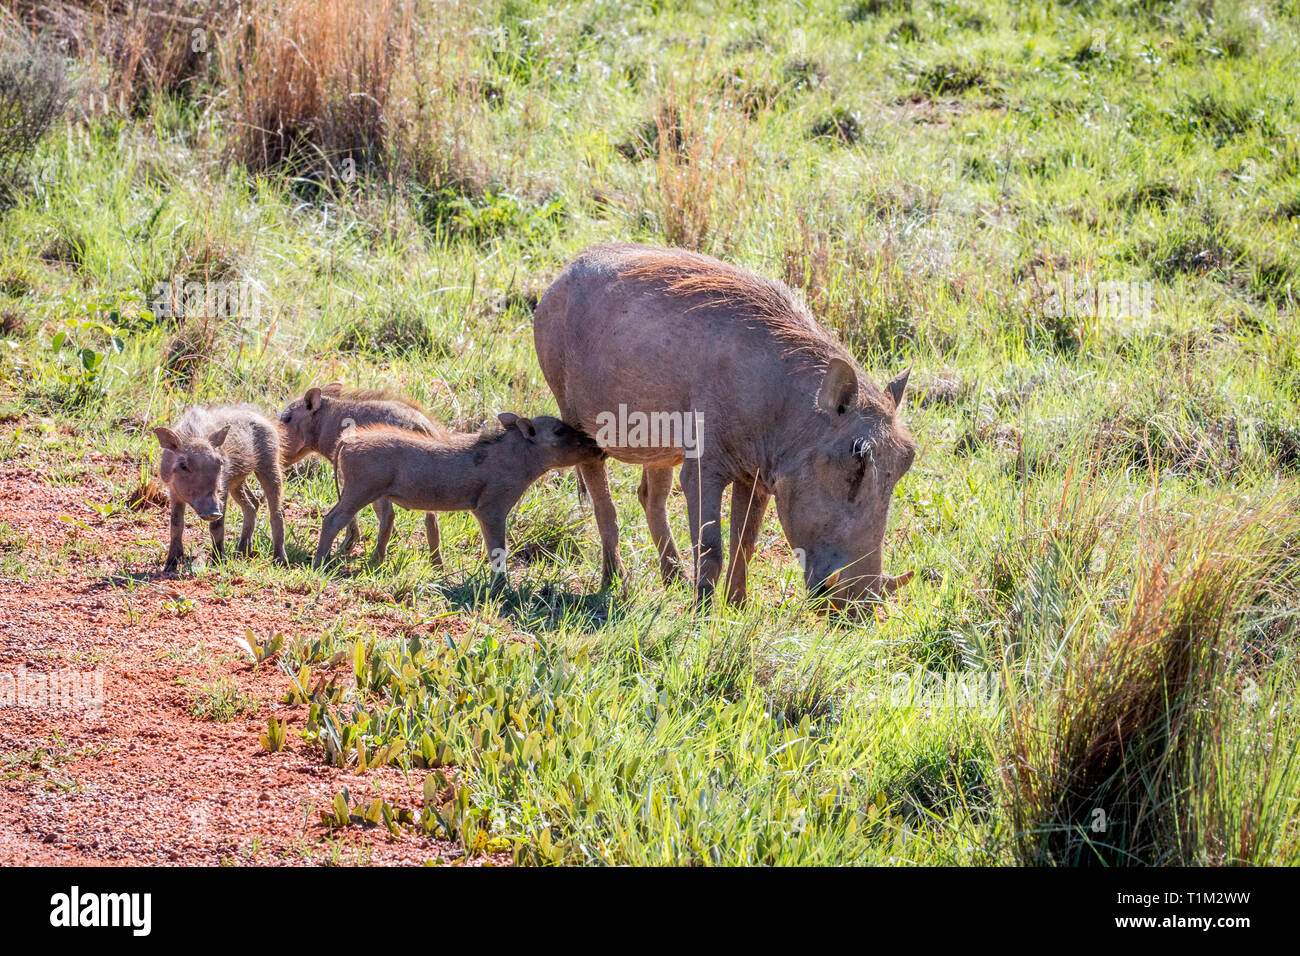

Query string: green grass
185 677 260 722
2 0 1299 865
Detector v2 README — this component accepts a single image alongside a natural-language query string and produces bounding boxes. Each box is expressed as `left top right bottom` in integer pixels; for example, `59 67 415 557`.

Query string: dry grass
216 0 415 176
781 219 933 358
104 0 230 112
646 84 754 253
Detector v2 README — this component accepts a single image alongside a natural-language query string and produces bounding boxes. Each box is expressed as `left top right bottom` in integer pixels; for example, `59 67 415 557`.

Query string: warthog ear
817 357 859 416
208 425 231 448
305 387 323 411
885 366 911 411
498 412 537 439
154 426 180 451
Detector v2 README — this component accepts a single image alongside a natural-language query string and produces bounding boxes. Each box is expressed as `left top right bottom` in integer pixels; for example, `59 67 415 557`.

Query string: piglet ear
321 382 344 396
305 387 323 411
154 426 180 451
498 413 536 439
208 425 230 448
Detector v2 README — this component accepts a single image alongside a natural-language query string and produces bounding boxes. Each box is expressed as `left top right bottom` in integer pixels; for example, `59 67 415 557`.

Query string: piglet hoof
272 550 289 567
163 559 180 574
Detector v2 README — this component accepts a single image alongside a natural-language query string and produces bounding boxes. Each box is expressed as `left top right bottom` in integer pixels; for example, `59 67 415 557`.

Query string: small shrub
125 477 169 511
188 678 259 721
103 0 231 112
782 226 925 360
644 90 754 252
0 306 27 337
161 320 222 390
0 34 70 191
809 108 863 145
914 61 991 96
1003 504 1300 865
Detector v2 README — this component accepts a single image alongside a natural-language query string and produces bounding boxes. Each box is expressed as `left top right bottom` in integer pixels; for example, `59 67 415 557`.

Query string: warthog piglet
314 414 602 577
154 404 286 571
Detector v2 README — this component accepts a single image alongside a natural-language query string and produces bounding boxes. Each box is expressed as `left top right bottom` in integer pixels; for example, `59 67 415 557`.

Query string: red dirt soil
0 443 499 866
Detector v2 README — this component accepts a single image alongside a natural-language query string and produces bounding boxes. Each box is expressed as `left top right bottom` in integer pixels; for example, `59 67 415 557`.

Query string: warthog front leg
232 480 258 555
209 493 227 562
256 466 287 565
578 458 626 590
679 460 726 605
370 497 396 566
638 464 684 586
165 500 186 571
425 512 443 568
724 477 770 606
473 505 510 591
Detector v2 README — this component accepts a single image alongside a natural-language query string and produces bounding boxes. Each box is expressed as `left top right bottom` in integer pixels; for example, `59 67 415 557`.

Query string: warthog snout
806 559 915 614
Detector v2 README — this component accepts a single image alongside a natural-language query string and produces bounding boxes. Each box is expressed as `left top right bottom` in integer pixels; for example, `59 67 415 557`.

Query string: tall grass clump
102 0 231 111
644 84 754 253
1003 495 1300 865
217 0 415 176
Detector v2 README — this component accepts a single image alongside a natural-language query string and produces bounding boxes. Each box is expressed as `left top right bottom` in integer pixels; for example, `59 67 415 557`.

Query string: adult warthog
534 243 916 608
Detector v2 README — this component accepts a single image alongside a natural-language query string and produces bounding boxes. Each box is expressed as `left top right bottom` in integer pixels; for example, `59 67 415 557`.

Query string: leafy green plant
259 716 289 752
187 679 259 722
236 628 284 665
42 319 125 408
319 787 412 837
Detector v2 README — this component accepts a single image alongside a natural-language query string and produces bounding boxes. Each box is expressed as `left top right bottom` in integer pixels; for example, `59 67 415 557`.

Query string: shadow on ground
440 572 633 632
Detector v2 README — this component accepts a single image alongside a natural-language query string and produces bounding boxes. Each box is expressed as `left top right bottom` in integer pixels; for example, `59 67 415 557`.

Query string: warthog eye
177 459 188 471
852 437 873 461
